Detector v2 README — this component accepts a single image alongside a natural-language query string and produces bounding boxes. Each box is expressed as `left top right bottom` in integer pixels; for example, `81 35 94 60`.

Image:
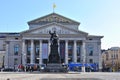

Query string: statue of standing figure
49 31 58 45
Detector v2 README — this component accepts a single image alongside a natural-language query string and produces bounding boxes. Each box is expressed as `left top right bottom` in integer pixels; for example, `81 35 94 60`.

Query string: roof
28 13 80 25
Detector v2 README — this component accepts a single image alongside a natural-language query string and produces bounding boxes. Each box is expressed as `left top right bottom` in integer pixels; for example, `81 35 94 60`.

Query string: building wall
1 13 103 70
0 39 6 51
102 47 120 71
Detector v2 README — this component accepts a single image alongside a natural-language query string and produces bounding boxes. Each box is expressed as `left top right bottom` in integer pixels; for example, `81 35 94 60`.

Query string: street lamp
2 56 4 68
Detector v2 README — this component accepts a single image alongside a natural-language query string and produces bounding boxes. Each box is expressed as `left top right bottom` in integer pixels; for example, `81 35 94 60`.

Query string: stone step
43 63 68 72
47 64 62 67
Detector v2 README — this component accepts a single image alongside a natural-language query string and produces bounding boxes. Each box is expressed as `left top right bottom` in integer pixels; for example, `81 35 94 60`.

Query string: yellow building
0 51 5 68
102 47 120 72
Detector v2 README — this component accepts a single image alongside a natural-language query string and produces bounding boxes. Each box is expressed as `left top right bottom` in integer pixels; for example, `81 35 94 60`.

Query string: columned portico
21 39 85 65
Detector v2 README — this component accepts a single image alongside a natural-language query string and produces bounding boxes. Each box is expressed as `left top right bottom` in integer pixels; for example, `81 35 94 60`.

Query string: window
68 45 73 56
14 58 18 65
89 51 93 56
89 59 93 63
77 45 81 56
89 38 93 40
111 54 113 59
106 52 109 60
27 57 30 63
88 45 94 56
35 46 39 55
15 37 18 40
27 46 31 55
14 44 19 55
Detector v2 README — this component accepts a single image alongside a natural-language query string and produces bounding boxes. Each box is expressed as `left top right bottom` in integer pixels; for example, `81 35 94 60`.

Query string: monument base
44 64 68 73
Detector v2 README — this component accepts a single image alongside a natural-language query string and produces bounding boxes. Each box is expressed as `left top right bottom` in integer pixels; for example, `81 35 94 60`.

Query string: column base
81 66 86 72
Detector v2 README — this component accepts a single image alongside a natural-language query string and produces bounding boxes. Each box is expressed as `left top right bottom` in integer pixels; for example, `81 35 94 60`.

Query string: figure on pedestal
48 31 61 63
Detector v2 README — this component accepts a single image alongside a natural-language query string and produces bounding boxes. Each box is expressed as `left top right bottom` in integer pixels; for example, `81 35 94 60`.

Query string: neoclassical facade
0 13 103 69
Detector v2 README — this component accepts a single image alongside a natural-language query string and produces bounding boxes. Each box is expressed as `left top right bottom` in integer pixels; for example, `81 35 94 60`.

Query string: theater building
0 13 103 70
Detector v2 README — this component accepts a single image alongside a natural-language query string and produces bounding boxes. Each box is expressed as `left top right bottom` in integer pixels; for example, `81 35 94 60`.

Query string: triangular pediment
28 13 80 25
21 22 88 36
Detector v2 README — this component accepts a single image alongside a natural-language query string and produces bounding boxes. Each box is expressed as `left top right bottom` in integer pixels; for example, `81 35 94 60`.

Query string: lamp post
2 56 4 68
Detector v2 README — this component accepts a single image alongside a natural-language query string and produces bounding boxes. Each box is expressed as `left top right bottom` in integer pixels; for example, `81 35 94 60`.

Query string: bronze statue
48 30 60 63
49 31 58 45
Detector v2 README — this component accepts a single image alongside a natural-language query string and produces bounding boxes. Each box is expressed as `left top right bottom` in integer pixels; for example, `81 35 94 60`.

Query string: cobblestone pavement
0 72 120 80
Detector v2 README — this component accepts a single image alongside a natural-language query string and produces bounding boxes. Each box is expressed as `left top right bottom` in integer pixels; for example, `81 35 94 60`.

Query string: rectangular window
89 51 93 56
88 45 94 56
77 45 81 56
14 58 18 65
89 59 93 63
68 45 73 56
35 46 39 55
27 46 31 55
14 44 19 55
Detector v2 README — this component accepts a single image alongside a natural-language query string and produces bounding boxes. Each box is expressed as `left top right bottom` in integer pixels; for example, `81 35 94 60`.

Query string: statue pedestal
44 64 68 72
48 44 61 63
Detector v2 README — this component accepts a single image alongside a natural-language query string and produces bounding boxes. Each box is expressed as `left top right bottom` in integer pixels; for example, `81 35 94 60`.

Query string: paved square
41 78 102 80
0 72 120 80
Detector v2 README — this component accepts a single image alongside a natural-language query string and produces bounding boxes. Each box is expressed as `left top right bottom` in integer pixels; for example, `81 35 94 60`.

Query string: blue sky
0 0 120 49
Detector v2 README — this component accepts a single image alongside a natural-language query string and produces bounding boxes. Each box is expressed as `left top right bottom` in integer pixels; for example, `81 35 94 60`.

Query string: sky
0 0 120 49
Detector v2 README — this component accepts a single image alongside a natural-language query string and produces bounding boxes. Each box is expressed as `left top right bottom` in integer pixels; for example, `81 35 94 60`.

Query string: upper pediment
21 22 87 36
28 13 80 25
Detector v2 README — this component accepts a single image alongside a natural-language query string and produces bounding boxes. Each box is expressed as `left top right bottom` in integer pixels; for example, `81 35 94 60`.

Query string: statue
49 31 58 45
48 30 61 63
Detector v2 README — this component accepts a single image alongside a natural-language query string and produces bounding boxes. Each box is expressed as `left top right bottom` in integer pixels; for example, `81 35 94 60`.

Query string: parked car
2 68 15 72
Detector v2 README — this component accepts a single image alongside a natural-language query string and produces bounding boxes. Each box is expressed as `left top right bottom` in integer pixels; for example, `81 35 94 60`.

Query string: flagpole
53 3 56 13
53 6 54 13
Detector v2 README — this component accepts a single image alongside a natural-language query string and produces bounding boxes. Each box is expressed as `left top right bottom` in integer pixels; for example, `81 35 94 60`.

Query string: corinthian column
5 41 9 68
39 40 42 64
73 40 77 63
81 40 86 72
30 40 34 64
22 40 26 65
65 40 68 64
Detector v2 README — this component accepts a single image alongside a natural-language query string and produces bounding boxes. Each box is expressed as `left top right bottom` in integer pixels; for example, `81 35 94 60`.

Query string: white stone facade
0 13 103 70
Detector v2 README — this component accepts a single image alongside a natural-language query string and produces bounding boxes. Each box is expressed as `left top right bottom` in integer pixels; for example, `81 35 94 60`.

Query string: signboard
42 43 48 59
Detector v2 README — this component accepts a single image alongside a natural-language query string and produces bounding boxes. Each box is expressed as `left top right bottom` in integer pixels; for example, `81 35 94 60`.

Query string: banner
60 43 65 59
42 43 48 59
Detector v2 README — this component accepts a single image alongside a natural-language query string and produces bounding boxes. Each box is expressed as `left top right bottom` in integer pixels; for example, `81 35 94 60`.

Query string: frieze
36 15 72 24
31 25 72 34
